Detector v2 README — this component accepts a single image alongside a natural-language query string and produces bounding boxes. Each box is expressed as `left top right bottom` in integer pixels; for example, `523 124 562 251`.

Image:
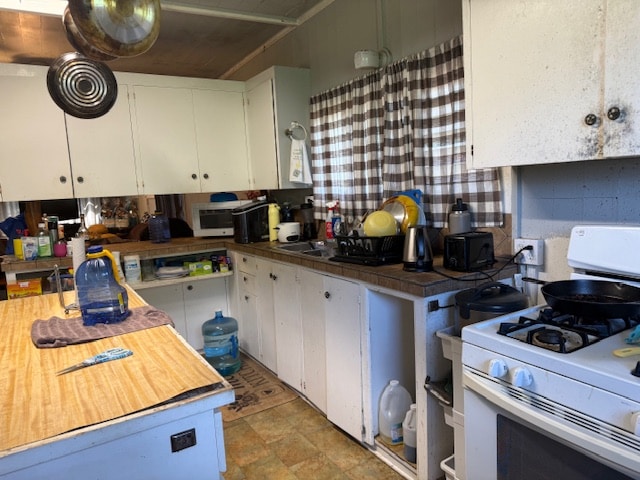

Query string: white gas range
460 225 640 480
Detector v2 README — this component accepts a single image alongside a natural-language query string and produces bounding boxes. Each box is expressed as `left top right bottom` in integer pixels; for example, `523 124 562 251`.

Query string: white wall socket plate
514 238 544 266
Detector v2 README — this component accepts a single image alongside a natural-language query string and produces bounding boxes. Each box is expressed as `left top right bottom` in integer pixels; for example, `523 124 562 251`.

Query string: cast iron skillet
534 279 640 318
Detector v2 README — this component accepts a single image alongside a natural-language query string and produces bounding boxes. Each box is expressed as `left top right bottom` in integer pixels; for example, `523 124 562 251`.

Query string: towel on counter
31 305 175 348
288 138 312 185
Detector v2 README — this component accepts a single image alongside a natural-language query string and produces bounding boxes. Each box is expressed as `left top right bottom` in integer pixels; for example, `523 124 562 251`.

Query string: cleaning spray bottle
325 201 341 239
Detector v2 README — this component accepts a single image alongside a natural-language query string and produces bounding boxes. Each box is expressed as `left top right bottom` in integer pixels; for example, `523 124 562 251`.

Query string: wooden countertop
2 237 517 298
0 287 232 455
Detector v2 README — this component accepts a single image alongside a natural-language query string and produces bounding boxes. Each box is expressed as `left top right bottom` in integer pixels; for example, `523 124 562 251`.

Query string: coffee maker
300 202 317 240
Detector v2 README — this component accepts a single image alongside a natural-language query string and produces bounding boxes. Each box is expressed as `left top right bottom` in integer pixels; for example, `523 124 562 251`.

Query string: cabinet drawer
238 272 256 295
236 254 257 274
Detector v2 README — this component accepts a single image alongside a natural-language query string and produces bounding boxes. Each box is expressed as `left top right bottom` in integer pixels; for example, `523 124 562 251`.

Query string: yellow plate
381 195 420 233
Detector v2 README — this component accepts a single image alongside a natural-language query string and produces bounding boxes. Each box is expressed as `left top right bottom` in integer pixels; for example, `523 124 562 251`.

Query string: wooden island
0 287 234 479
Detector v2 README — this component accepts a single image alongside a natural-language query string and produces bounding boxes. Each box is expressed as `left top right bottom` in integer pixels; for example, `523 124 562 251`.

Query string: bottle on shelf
202 310 241 376
37 222 52 257
76 213 89 239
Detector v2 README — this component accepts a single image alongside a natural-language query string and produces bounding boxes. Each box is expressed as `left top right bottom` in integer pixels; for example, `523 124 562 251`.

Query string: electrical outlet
514 238 544 266
170 428 197 452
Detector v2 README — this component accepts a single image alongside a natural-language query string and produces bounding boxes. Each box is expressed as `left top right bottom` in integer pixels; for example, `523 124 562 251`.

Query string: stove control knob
630 412 640 436
511 367 533 388
487 359 508 378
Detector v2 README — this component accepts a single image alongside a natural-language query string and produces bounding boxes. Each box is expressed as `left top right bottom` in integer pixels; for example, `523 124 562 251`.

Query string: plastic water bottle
37 223 52 257
403 404 417 463
378 380 413 446
76 246 129 326
148 211 171 243
202 310 241 376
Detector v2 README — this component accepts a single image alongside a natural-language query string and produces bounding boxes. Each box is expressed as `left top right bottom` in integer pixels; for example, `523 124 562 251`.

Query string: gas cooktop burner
497 308 639 353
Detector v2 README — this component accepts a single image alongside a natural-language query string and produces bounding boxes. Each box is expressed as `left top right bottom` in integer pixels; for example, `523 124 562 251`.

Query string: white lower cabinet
229 252 364 439
135 277 229 350
321 274 363 441
230 253 278 372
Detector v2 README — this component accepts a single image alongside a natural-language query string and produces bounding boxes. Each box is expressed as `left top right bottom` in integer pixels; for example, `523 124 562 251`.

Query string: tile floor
223 397 406 480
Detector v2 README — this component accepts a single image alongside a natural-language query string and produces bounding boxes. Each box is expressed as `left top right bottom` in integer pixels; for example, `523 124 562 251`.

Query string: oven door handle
463 369 640 476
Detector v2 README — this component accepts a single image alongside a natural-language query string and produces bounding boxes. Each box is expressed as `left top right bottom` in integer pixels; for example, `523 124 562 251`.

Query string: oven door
463 367 640 480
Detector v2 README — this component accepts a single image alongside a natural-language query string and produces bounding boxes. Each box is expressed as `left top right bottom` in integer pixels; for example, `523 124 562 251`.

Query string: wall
515 157 640 281
228 0 462 94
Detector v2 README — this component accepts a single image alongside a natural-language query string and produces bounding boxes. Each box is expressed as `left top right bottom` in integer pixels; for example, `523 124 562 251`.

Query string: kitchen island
0 287 234 479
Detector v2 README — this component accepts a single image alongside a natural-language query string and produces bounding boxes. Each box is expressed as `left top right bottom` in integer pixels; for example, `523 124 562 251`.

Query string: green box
184 261 213 276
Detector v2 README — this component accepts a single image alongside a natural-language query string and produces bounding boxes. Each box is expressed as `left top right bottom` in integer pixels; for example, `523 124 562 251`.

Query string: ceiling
0 0 332 80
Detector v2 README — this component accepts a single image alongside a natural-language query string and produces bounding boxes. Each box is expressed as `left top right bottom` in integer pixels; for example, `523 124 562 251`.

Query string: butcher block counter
0 287 234 479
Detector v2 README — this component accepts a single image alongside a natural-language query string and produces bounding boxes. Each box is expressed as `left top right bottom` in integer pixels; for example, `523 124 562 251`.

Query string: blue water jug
202 310 241 375
76 246 130 326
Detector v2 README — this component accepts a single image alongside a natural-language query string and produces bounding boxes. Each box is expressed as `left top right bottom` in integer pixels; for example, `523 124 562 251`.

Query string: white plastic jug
403 404 417 463
378 380 412 446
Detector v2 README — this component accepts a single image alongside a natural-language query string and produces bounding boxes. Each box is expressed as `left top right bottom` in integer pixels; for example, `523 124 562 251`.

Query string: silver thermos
448 198 471 234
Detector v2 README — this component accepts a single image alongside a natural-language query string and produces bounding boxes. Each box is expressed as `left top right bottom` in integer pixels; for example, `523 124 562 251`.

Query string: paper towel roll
71 237 86 277
71 237 86 305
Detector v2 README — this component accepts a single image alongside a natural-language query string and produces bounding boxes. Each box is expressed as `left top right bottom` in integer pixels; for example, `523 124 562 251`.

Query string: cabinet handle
244 295 249 301
243 276 248 282
242 257 247 262
76 176 84 183
271 274 277 281
584 113 599 126
607 106 622 121
187 285 193 291
324 291 330 299
203 173 209 179
59 176 67 184
191 173 197 180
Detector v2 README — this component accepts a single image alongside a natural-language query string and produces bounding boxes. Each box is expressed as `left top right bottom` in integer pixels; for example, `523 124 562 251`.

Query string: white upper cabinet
193 89 250 192
464 0 640 168
245 66 311 189
132 80 250 195
132 85 201 194
66 84 139 198
0 65 72 201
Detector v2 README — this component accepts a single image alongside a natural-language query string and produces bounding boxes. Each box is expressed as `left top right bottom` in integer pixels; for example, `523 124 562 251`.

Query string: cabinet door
272 262 302 391
465 0 604 167
254 258 277 372
325 276 362 441
298 269 327 413
0 68 72 201
603 0 640 158
183 277 229 351
193 89 250 192
66 84 139 198
245 78 279 189
238 290 260 358
137 284 187 339
133 85 200 194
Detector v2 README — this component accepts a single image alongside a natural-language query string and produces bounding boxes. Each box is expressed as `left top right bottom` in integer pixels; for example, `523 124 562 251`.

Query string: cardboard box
184 261 212 276
7 279 42 299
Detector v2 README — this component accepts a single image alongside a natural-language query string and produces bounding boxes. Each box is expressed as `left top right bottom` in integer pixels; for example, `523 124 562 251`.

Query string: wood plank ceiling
0 0 331 79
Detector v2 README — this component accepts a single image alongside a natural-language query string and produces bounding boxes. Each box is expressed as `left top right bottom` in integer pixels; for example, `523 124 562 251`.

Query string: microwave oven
192 200 253 237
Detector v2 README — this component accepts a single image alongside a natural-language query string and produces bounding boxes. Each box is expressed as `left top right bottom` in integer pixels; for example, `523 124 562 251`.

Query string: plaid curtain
309 35 502 228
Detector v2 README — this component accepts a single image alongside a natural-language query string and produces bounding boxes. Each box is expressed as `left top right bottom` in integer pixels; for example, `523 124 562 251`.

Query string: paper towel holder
285 121 308 141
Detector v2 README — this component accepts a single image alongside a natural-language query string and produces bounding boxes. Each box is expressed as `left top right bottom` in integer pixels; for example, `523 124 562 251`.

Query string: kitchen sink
277 242 324 256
